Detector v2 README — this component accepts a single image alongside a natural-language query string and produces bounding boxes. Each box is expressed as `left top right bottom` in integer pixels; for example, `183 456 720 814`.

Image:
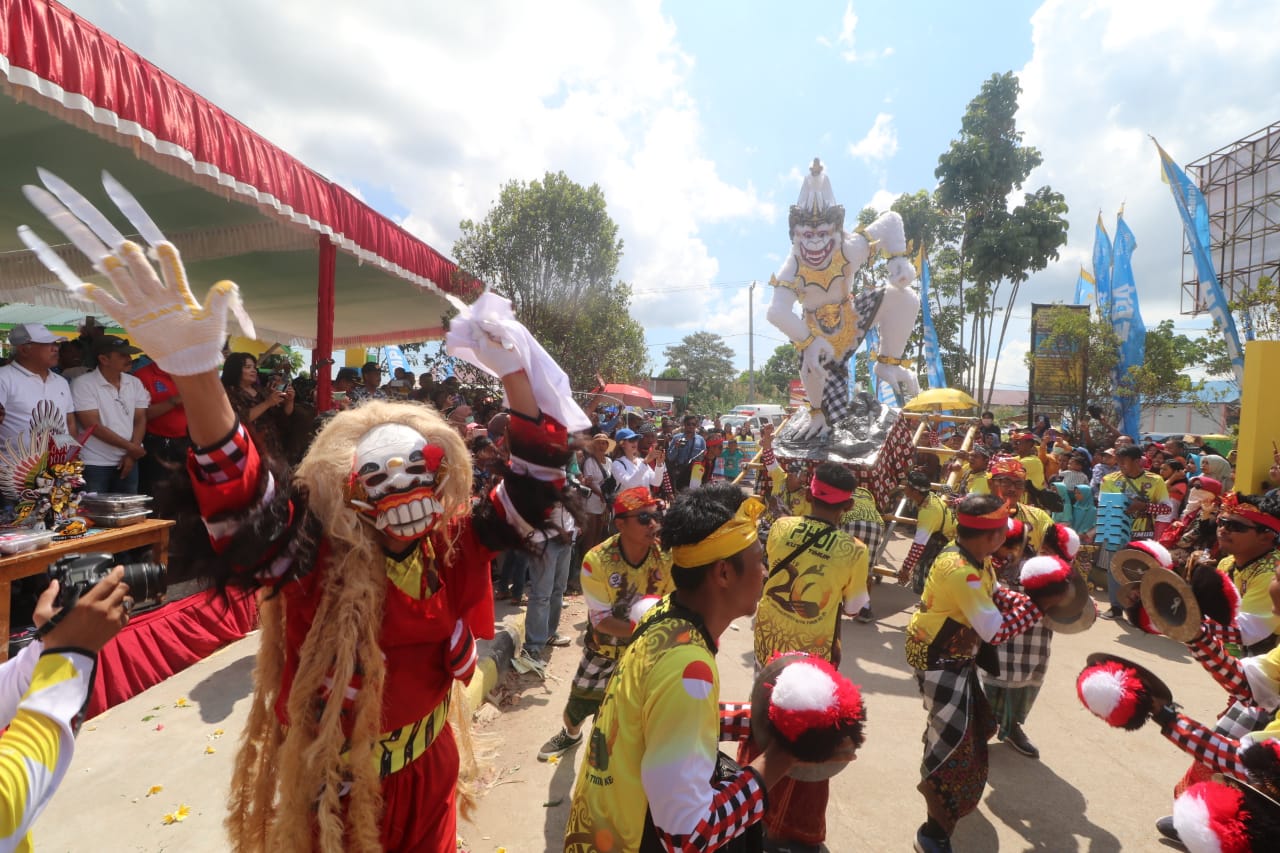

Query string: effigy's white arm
861 212 916 287
766 283 810 345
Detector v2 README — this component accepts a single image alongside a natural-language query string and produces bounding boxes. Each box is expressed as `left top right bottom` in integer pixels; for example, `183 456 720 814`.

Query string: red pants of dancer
376 722 460 852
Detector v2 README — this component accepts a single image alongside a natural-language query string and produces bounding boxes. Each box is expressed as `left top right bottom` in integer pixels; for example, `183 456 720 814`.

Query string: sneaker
855 606 874 624
1155 815 1186 849
520 646 543 664
913 825 952 853
538 728 583 761
546 633 572 647
1005 724 1039 759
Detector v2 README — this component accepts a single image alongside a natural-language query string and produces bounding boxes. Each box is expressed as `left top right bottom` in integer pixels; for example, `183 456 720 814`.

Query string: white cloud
818 2 890 62
864 188 900 216
993 337 1031 391
837 2 860 61
62 0 772 347
848 113 899 162
1014 0 1280 340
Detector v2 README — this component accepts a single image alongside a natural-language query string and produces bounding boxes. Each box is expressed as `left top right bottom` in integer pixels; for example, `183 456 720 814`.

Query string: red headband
810 478 854 503
957 508 1009 530
1220 493 1280 534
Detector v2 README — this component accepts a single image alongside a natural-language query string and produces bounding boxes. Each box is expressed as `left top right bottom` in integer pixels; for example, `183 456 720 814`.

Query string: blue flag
1155 141 1245 384
920 256 947 390
381 345 408 374
1093 215 1113 320
1073 266 1096 307
1110 212 1145 438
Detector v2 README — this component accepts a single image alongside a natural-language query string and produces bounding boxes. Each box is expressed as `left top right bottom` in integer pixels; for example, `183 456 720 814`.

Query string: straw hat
591 432 616 454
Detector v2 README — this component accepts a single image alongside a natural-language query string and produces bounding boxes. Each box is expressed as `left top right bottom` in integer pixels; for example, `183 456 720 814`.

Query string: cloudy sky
63 0 1280 390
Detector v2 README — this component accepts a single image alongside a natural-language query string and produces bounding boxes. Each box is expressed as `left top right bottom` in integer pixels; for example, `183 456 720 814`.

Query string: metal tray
83 509 153 528
0 530 57 554
79 493 153 509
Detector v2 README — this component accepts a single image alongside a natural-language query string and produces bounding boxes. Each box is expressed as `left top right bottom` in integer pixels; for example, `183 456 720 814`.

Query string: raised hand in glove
18 170 255 376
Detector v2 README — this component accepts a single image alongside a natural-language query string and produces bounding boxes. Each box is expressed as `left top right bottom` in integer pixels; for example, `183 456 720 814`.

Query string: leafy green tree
453 171 647 390
663 332 737 413
935 72 1070 406
758 343 799 398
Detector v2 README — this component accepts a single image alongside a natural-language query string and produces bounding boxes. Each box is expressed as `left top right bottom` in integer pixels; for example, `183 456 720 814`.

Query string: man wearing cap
357 361 385 401
957 446 991 496
1099 445 1173 620
666 414 708 492
538 486 674 763
749 462 869 851
905 493 1060 853
330 366 361 410
565 484 805 852
985 457 1057 759
897 471 957 591
0 323 75 444
71 336 151 494
1013 432 1047 491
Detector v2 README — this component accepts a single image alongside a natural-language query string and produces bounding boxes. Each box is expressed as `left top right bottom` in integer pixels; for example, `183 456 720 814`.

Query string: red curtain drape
86 588 258 718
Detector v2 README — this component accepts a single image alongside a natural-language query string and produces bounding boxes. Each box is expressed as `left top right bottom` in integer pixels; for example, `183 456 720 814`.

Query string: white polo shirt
71 369 151 467
0 362 74 444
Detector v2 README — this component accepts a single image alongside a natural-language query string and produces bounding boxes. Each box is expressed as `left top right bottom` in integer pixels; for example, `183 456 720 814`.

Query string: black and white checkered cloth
985 622 1053 688
1214 700 1273 740
569 649 618 699
917 666 975 777
843 519 883 571
822 356 854 423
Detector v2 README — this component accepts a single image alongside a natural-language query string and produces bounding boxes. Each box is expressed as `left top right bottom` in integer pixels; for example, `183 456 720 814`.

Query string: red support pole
315 236 337 411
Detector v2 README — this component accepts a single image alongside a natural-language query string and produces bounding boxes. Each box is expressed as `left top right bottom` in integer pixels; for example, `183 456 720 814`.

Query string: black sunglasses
620 511 662 525
1217 518 1262 534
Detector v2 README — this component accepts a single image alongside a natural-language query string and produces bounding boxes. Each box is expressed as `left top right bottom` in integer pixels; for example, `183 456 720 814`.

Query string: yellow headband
671 496 765 568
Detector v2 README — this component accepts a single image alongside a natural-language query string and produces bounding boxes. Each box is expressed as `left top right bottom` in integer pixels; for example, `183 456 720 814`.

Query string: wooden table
0 518 175 661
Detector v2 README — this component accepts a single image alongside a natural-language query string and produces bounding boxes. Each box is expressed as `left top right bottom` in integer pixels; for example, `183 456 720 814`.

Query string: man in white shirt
0 323 74 443
71 336 150 494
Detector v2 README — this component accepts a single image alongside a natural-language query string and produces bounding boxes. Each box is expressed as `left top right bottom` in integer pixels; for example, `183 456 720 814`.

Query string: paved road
36 532 1228 851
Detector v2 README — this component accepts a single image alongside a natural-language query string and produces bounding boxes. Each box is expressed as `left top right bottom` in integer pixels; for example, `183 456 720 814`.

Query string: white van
726 404 786 425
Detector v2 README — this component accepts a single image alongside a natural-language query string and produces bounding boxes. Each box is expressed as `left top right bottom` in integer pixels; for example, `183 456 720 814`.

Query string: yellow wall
1235 340 1280 494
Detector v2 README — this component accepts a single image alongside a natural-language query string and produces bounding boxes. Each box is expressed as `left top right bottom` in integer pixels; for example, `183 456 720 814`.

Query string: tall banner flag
381 345 408 374
1092 214 1113 320
1155 139 1245 384
1073 266 1096 307
1110 212 1145 438
919 254 947 390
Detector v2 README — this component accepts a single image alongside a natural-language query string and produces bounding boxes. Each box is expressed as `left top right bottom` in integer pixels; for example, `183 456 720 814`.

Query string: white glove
18 170 254 376
445 292 528 378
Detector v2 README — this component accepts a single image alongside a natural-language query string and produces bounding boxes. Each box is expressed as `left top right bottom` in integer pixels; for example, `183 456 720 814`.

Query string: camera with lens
565 474 593 500
48 552 167 610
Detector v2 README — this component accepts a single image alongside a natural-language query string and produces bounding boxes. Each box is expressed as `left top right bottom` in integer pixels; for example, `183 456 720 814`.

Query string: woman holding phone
220 352 295 464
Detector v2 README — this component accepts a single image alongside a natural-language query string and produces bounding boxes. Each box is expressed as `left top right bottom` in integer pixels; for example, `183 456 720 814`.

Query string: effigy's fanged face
349 423 447 541
793 222 839 268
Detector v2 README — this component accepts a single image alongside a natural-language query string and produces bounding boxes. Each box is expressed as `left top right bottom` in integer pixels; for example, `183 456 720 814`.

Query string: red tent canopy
0 0 482 406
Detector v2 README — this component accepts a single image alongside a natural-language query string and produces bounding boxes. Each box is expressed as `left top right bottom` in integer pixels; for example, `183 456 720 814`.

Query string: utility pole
748 280 756 402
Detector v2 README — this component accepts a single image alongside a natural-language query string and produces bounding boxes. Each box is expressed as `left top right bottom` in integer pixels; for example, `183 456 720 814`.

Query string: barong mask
348 423 447 541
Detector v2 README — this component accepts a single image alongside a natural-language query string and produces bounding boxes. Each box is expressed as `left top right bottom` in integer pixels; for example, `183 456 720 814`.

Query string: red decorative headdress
1220 492 1280 534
